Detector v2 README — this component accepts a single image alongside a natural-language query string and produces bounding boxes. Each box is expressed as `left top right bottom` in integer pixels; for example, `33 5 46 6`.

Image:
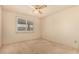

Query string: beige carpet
0 39 76 54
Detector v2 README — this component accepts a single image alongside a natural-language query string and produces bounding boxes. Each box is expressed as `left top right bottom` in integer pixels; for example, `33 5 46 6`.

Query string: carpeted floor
0 39 77 54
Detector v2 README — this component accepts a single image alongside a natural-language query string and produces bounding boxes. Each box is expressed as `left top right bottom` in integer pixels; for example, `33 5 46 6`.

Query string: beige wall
2 6 79 48
0 6 2 47
42 6 79 48
2 10 40 44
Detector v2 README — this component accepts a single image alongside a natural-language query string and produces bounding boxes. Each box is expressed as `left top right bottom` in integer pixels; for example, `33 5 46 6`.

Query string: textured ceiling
2 5 74 18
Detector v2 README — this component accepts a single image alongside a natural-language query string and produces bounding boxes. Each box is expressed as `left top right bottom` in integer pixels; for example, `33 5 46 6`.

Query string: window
16 16 34 32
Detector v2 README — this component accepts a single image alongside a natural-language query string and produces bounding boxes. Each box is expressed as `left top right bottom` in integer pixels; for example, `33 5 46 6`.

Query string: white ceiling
2 5 74 18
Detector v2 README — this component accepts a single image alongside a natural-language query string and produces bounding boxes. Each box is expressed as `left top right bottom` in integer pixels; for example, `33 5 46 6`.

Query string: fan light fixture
32 5 47 14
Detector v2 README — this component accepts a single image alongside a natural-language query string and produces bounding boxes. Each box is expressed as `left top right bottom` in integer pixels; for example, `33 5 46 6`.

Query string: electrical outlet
74 40 78 49
74 40 77 44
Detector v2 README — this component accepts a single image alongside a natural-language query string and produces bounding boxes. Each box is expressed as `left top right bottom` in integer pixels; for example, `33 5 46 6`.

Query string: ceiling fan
31 5 47 14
